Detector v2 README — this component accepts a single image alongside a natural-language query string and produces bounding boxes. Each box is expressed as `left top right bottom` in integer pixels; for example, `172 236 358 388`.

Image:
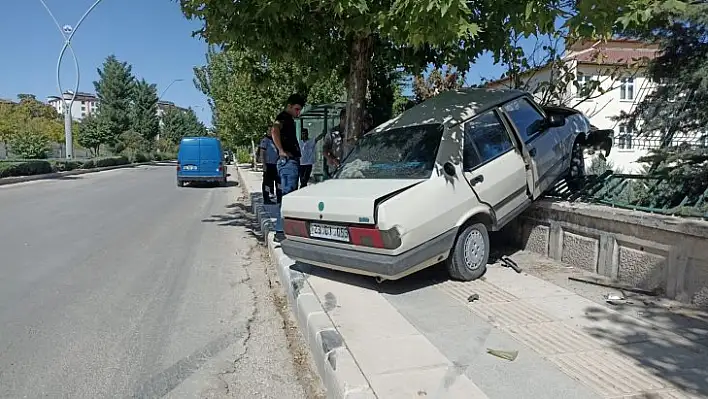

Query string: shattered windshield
334 123 443 180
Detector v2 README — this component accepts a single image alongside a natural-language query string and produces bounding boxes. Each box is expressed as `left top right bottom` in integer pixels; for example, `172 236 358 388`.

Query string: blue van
177 137 228 187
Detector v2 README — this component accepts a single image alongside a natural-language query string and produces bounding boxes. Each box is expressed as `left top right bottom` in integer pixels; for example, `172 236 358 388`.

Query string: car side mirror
547 114 566 128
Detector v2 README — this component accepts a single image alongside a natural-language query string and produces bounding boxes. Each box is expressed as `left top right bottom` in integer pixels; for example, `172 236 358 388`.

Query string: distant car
279 88 612 282
223 150 234 165
176 137 228 187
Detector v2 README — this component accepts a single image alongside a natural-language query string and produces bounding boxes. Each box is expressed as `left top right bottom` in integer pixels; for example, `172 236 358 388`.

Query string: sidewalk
236 166 708 399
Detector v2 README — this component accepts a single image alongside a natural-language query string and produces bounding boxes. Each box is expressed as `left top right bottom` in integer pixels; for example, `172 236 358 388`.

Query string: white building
46 91 99 121
486 39 703 173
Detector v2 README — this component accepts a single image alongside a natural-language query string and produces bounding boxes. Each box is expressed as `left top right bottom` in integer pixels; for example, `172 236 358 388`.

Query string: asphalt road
0 165 321 398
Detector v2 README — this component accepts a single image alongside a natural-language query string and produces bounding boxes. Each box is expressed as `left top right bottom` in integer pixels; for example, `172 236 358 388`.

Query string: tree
192 47 345 148
160 106 206 144
412 67 464 103
130 79 160 142
77 114 112 156
616 3 708 211
0 94 63 158
180 0 678 154
94 55 135 147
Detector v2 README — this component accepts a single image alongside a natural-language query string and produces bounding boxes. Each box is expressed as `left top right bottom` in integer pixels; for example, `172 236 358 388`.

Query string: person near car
259 131 281 204
271 93 305 240
323 108 346 178
298 128 315 187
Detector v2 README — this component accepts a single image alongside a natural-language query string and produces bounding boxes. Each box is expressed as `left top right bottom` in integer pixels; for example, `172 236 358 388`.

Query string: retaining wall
501 199 708 307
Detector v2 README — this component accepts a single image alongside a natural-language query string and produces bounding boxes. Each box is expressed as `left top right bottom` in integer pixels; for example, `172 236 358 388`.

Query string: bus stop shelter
296 102 346 182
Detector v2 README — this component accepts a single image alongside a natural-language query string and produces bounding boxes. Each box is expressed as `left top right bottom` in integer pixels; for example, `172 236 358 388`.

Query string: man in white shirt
298 128 316 187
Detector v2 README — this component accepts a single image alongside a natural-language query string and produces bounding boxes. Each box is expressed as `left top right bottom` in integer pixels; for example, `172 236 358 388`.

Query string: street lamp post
156 79 184 142
39 0 104 160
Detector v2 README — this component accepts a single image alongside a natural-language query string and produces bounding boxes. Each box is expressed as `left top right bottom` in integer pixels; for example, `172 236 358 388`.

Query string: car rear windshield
334 123 443 180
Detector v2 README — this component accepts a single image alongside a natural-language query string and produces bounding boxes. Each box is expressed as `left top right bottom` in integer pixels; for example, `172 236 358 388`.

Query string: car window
463 110 514 171
502 98 546 142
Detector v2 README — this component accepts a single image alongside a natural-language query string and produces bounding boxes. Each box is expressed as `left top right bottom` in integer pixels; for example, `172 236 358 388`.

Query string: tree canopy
179 0 686 152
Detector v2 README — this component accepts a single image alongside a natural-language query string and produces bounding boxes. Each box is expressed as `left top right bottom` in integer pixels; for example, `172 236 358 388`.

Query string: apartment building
46 91 98 121
485 39 702 173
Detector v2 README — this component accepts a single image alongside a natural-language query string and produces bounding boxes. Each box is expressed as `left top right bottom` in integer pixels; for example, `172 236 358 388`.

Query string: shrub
235 146 252 164
53 160 83 172
93 155 130 168
133 152 151 163
0 160 53 178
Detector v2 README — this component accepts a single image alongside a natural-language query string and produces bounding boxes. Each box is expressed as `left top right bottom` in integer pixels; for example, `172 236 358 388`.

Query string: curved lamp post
39 0 104 159
159 79 185 102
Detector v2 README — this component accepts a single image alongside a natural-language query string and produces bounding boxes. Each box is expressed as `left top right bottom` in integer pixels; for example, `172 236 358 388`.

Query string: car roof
376 88 526 132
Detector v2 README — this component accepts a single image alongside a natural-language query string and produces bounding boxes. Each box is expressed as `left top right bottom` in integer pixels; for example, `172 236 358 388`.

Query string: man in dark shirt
271 93 305 239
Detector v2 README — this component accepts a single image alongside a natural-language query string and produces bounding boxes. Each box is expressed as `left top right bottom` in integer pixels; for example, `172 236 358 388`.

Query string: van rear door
199 138 222 177
178 138 201 177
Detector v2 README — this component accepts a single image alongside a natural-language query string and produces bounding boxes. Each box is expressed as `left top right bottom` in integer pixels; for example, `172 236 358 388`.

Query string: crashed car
280 88 612 282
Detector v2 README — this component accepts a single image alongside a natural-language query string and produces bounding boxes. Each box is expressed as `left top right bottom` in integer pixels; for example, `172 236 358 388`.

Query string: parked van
177 137 228 187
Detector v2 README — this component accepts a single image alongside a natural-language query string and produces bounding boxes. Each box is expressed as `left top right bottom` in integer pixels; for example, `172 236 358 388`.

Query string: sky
0 0 212 124
0 0 556 127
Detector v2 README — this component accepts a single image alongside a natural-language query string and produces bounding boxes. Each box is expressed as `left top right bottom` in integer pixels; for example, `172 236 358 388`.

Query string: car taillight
218 162 224 172
176 165 180 171
284 218 308 237
349 226 401 249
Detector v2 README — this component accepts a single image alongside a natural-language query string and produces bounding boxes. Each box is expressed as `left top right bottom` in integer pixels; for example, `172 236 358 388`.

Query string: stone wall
501 199 708 307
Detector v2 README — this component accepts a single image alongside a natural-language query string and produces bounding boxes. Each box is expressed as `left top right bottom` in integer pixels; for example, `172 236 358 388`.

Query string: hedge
0 153 175 179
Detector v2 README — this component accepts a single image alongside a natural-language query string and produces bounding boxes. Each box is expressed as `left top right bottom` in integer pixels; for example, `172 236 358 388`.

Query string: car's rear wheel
177 180 184 187
446 222 490 281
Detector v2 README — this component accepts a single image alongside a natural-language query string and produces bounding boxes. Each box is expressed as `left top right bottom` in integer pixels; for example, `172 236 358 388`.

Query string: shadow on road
201 197 265 243
182 181 240 188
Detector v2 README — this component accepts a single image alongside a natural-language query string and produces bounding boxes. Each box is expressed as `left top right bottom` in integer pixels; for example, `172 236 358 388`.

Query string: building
485 39 702 173
46 91 99 121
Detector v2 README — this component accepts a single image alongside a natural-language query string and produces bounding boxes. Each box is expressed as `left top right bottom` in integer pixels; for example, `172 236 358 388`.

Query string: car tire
566 139 585 192
446 222 490 281
177 180 184 187
219 178 227 187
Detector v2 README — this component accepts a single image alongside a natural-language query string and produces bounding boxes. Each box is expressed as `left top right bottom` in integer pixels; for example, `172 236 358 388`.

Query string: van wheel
177 180 184 187
446 223 490 281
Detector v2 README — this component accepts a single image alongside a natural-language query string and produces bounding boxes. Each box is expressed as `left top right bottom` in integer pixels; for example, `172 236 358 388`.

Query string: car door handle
470 174 484 185
529 148 537 157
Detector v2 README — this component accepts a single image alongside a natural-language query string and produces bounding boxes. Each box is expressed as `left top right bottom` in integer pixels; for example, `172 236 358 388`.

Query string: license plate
309 223 350 242
183 165 197 170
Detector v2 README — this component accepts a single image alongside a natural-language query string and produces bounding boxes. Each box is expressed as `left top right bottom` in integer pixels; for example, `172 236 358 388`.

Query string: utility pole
39 0 105 159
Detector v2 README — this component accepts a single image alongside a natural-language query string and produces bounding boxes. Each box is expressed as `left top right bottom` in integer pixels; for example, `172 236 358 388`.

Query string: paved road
0 165 322 398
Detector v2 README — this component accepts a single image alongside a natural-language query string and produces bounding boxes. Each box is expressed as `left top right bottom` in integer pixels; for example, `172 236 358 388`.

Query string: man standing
258 131 281 204
271 93 305 240
322 108 345 178
298 128 315 187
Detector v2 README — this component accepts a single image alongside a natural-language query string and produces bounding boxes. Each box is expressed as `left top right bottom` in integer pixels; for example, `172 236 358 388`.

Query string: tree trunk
343 34 374 155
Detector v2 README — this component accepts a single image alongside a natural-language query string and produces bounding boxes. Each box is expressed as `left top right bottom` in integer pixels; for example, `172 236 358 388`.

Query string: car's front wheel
446 222 490 281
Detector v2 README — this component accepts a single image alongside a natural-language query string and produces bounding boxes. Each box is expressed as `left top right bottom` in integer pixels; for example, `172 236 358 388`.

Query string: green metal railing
546 172 708 220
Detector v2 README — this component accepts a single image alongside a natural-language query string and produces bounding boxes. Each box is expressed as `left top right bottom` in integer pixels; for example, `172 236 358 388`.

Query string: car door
501 97 564 198
462 109 530 227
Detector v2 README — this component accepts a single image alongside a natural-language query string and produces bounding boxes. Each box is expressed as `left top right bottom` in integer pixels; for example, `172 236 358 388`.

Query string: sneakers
274 231 286 242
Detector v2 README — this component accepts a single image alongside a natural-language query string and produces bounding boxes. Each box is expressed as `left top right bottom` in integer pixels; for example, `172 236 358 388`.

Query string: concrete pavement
0 164 323 398
238 166 708 399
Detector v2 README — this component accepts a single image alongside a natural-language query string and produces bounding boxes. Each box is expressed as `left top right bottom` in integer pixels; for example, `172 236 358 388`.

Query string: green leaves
130 79 160 141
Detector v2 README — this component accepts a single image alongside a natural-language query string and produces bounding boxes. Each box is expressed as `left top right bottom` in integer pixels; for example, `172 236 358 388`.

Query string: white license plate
183 165 197 170
309 223 350 242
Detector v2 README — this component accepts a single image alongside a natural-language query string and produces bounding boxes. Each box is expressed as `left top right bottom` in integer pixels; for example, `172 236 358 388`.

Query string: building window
620 77 634 100
575 73 595 98
81 101 85 105
617 124 635 149
81 105 86 111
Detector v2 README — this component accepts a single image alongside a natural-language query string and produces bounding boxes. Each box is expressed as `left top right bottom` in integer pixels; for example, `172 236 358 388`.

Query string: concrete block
560 230 599 273
616 245 666 290
321 347 373 399
295 292 321 332
345 334 448 376
520 221 550 256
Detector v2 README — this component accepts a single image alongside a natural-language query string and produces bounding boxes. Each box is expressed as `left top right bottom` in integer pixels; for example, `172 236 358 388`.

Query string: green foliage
160 106 207 144
115 129 152 162
8 122 51 159
94 55 135 145
130 79 160 141
77 114 113 156
234 146 252 164
193 47 345 148
0 160 53 177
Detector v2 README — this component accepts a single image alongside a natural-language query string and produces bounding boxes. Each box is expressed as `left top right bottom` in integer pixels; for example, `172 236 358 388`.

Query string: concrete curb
0 161 176 187
235 166 376 399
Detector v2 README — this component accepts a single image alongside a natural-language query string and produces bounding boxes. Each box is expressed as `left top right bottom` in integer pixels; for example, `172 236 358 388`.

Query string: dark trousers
262 163 281 203
299 164 313 187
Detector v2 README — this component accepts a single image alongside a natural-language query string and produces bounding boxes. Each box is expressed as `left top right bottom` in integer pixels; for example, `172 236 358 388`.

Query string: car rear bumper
177 175 224 182
280 228 457 280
